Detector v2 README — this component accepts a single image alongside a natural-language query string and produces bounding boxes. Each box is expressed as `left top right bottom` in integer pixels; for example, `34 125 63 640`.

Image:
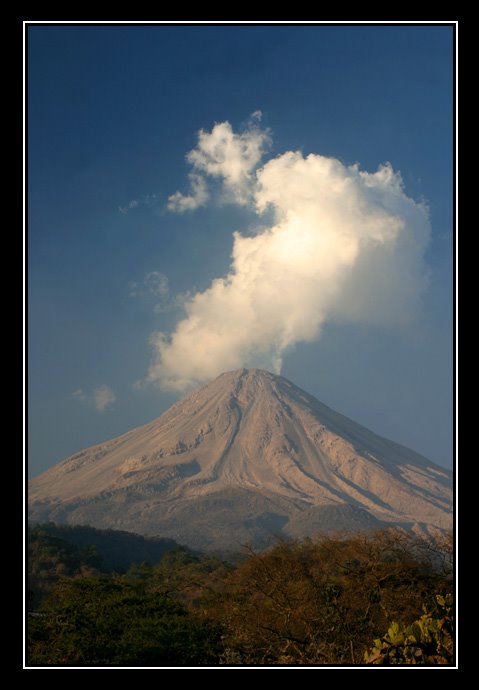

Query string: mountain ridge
29 368 452 549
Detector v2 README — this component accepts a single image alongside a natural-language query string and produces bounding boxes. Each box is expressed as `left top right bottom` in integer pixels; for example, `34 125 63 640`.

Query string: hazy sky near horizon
28 24 454 476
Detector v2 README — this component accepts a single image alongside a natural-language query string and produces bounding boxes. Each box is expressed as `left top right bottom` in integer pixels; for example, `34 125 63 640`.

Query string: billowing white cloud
167 174 210 213
147 118 430 392
167 116 271 212
72 385 116 412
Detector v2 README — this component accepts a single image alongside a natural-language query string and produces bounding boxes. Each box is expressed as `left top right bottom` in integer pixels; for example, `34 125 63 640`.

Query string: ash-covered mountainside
29 369 452 550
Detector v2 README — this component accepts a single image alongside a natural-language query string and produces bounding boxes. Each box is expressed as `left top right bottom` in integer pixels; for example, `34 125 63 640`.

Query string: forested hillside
30 523 191 571
27 525 453 666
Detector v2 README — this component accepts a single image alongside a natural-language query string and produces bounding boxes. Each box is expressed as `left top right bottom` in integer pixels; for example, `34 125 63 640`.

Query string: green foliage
28 525 103 608
364 594 454 665
28 525 103 574
28 576 222 666
30 522 191 572
28 523 199 609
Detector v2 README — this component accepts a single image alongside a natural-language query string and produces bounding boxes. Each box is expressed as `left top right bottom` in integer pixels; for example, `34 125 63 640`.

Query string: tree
204 531 452 664
28 575 223 666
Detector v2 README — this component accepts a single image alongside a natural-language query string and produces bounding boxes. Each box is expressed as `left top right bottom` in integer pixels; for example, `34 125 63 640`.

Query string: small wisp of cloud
129 271 169 299
128 271 170 313
142 114 431 392
119 194 159 215
72 385 116 412
119 199 139 215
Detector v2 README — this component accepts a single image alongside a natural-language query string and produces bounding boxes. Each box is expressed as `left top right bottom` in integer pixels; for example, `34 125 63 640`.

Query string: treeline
27 526 453 666
29 523 190 571
28 523 193 609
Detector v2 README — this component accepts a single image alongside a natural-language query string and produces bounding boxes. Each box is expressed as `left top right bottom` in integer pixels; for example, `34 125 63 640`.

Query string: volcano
29 369 452 550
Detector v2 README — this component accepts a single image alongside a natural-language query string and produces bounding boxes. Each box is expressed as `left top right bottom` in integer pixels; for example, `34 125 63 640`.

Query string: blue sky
28 24 454 476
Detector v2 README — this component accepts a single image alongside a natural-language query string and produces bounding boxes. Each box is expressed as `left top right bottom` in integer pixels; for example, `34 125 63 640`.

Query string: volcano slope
29 369 452 550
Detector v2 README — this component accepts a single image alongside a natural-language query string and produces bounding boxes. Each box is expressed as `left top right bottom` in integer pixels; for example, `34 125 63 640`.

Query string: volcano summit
29 369 452 550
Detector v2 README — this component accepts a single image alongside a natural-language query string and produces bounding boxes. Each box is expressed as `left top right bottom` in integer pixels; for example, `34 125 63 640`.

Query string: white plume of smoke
148 118 430 392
